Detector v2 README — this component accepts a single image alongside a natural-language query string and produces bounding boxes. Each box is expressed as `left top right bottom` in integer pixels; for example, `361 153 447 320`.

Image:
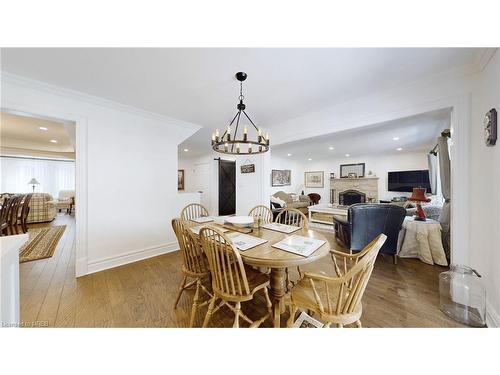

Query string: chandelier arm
231 110 242 153
242 111 260 132
222 111 240 139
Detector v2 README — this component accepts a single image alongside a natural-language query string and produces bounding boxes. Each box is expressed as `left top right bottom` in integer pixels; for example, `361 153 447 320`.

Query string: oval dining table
238 226 331 327
188 219 332 327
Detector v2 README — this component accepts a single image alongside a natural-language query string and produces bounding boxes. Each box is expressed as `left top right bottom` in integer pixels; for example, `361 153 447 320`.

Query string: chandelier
211 72 269 154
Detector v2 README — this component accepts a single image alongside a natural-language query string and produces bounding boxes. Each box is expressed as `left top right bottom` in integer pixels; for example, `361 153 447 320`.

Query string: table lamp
408 187 431 221
28 178 40 192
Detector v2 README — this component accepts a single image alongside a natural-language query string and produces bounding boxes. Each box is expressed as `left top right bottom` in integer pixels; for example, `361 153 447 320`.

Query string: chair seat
290 276 361 322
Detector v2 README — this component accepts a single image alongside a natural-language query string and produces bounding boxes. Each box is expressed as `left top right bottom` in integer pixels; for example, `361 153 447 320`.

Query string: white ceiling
1 48 480 159
1 111 75 153
271 108 451 160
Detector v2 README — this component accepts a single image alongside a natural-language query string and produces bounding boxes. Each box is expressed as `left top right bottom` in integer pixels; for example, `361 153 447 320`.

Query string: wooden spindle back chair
248 205 273 224
180 203 210 222
171 218 212 327
7 195 24 235
199 226 272 328
275 207 309 229
287 234 386 328
19 193 33 233
0 195 16 236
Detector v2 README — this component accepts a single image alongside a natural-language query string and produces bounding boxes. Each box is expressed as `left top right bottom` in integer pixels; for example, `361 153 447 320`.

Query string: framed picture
305 171 324 188
241 164 255 173
177 169 185 190
271 169 291 186
340 163 365 178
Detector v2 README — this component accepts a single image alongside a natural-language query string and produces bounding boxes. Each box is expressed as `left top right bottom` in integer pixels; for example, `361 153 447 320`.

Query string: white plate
225 216 254 227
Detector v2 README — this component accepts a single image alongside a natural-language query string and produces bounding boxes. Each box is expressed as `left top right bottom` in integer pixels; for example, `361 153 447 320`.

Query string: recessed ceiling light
308 158 312 161
345 153 350 157
396 147 403 151
329 146 335 150
50 139 58 143
183 148 189 152
287 153 292 157
39 126 48 131
392 137 400 141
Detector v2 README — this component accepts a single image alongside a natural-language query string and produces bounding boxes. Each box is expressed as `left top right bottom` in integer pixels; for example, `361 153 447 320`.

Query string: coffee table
308 204 348 229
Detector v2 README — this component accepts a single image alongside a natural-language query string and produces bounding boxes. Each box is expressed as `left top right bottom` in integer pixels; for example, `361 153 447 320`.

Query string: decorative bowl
225 216 254 228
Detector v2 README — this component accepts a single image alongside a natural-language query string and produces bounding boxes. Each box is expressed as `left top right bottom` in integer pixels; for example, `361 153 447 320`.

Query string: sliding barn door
218 159 236 216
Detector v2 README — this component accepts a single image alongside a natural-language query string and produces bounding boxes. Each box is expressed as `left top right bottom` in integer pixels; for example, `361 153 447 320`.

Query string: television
388 170 431 193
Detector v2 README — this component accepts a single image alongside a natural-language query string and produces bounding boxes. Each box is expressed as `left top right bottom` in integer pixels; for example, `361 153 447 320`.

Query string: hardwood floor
20 214 464 327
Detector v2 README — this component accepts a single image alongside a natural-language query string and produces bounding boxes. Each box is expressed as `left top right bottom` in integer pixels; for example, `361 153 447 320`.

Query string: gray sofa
271 191 310 214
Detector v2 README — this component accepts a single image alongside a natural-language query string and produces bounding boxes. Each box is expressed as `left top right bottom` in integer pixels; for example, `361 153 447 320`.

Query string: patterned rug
19 225 66 263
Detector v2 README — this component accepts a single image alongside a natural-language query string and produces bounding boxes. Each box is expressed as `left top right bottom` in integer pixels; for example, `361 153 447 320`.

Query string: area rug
19 225 66 263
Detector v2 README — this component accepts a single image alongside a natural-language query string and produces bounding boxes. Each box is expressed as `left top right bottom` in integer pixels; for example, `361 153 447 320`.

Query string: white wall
269 155 305 195
469 50 500 327
180 151 270 216
1 73 200 276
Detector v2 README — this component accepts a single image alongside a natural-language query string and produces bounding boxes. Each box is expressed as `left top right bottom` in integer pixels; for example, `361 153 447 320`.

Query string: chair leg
203 296 217 328
355 320 362 328
233 302 241 328
189 279 201 328
393 254 397 265
287 305 298 328
263 287 272 320
173 276 187 309
337 323 343 328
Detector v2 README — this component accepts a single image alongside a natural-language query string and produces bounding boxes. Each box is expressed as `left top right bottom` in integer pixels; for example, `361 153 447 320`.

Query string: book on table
191 216 214 223
272 235 326 257
226 233 268 251
261 222 301 234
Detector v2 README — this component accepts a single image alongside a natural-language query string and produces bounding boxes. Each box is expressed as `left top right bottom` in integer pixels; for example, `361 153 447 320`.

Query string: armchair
333 203 406 264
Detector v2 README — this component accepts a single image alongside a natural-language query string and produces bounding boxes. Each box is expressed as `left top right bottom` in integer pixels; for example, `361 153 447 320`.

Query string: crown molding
0 71 201 132
472 48 498 73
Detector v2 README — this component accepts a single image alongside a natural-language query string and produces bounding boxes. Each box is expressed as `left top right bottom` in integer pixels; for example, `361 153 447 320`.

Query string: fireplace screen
339 189 366 205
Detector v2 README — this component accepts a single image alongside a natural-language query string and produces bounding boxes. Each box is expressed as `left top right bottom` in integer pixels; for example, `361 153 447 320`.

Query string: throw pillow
270 195 286 208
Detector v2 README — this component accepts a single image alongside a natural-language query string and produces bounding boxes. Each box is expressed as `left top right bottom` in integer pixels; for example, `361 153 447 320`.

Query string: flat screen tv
388 170 431 193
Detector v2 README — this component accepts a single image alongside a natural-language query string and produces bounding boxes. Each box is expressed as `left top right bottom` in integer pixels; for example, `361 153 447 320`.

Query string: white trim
1 72 201 133
486 300 500 328
86 242 180 275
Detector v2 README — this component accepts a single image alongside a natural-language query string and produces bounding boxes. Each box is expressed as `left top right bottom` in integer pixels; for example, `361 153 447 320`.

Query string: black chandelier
211 72 269 154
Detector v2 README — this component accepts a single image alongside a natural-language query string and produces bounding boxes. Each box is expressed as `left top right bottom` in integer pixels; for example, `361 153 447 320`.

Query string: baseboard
86 241 179 275
486 300 500 328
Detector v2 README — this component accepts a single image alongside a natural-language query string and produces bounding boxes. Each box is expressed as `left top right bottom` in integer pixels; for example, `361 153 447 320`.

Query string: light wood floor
20 214 464 327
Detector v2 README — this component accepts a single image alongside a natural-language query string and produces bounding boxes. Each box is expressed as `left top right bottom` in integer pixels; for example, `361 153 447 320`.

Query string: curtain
1 157 75 198
437 136 451 259
427 152 438 195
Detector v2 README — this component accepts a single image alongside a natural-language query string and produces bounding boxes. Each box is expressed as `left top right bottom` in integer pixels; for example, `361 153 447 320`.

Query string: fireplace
339 189 366 205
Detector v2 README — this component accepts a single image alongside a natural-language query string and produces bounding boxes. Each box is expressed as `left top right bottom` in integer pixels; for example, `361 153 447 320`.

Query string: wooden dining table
188 219 331 327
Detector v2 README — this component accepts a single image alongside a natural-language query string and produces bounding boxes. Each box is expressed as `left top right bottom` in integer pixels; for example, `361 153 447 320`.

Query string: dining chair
18 193 33 234
0 195 15 236
180 203 210 222
171 218 213 327
286 234 386 328
248 205 273 224
7 195 24 235
275 207 309 229
275 207 309 289
199 226 272 328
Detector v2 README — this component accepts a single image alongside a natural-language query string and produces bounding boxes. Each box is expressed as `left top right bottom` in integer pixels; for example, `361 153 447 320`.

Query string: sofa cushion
273 191 293 203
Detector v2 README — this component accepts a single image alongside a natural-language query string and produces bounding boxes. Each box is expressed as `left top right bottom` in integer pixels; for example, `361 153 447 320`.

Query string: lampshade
28 178 40 185
408 187 431 202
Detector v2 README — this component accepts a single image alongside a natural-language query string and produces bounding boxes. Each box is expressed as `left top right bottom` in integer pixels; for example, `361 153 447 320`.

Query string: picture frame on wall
340 163 365 178
305 171 324 188
178 169 185 190
271 169 291 186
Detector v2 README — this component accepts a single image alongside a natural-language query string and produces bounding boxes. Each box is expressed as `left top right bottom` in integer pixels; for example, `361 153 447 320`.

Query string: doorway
218 159 236 215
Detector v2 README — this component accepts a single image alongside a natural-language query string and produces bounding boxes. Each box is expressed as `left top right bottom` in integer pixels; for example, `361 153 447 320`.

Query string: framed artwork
177 169 185 190
271 169 291 186
305 171 324 188
241 164 255 173
340 163 365 178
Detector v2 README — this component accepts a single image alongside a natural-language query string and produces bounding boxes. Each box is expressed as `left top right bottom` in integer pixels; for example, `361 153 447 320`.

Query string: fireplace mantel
330 177 379 203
